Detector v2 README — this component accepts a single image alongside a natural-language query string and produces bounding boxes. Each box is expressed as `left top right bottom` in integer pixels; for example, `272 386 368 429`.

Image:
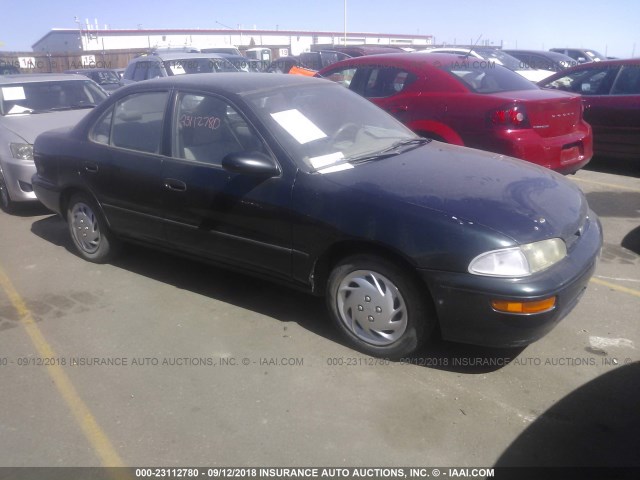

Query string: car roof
0 73 90 84
321 52 480 69
123 72 333 95
64 68 117 73
133 52 226 61
504 49 571 57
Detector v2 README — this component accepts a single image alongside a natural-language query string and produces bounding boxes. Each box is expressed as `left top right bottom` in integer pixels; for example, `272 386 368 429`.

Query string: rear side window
131 61 163 81
362 67 417 97
90 92 169 154
445 64 538 93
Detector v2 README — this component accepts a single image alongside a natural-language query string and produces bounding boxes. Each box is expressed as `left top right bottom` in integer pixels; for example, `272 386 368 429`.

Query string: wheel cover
336 270 408 346
70 202 101 254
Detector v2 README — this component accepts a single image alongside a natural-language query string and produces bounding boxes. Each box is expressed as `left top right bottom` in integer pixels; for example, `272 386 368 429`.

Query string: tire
326 254 434 358
0 174 15 214
67 193 120 263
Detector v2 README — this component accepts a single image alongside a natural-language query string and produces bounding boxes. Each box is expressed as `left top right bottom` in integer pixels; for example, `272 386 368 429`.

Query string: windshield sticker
270 109 327 144
318 163 354 174
179 115 221 130
309 152 345 170
2 86 26 101
169 64 187 75
8 104 31 114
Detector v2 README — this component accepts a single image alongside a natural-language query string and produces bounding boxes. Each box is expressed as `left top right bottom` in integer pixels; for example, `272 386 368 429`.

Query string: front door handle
164 178 187 192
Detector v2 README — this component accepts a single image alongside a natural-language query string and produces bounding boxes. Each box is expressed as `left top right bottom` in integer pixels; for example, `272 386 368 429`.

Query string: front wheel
326 255 434 358
67 193 120 263
0 174 15 214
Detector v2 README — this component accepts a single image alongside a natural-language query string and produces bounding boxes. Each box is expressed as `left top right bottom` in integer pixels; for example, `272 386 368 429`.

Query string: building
32 27 434 56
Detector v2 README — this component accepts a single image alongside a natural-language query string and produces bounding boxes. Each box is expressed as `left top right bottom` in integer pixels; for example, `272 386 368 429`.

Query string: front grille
565 215 589 252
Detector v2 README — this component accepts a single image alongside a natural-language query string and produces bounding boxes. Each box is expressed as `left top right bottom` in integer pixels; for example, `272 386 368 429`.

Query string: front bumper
420 212 602 347
0 156 37 203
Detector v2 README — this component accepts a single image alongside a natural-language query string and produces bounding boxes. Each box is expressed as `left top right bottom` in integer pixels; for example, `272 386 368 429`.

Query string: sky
0 0 638 58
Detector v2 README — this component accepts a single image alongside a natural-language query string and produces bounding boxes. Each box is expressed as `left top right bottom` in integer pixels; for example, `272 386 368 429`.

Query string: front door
161 91 293 279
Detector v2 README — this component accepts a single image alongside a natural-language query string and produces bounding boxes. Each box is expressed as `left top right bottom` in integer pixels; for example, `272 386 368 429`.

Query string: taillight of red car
489 104 530 128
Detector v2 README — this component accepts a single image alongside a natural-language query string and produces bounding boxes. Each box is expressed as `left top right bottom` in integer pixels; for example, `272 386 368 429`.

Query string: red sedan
538 58 640 160
317 53 593 174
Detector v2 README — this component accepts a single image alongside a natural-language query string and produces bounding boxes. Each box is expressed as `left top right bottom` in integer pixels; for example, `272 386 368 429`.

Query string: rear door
160 90 294 279
86 90 169 242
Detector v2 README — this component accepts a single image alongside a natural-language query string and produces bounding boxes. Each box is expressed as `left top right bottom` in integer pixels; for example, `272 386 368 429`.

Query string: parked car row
316 53 593 174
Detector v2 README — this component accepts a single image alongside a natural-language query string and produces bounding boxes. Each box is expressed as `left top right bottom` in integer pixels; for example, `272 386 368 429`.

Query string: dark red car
317 53 593 174
538 58 640 160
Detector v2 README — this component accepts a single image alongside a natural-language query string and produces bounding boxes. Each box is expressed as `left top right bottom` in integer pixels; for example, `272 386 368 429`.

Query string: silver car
0 74 107 212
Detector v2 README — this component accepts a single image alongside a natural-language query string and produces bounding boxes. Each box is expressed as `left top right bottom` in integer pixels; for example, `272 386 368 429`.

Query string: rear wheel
326 255 434 358
67 193 120 263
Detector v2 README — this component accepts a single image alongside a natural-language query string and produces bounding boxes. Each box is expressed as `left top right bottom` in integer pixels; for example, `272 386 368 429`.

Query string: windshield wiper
49 104 97 111
378 138 430 154
346 138 430 165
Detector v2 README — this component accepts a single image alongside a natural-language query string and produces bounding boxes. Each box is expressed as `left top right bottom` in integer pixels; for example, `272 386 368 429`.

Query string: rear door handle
164 178 187 192
388 105 408 114
83 161 98 173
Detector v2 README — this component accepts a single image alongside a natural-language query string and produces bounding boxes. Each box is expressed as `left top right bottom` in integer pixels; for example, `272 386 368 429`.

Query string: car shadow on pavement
31 214 525 374
584 190 640 218
5 203 51 218
493 362 639 478
621 226 640 256
584 155 639 178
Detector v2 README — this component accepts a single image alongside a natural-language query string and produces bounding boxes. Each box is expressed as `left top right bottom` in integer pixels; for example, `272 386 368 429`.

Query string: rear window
442 63 538 93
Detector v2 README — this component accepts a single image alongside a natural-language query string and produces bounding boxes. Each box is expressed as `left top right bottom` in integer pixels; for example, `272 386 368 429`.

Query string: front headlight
469 238 567 277
10 143 34 161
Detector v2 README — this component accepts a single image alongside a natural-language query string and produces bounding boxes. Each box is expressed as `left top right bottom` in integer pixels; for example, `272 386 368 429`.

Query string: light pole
344 0 347 46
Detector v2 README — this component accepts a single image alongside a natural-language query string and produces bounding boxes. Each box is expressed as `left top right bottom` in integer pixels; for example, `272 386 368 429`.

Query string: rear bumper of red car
466 122 593 174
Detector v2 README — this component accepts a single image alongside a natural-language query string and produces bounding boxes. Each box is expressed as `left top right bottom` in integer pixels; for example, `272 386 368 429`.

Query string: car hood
322 141 587 244
0 109 91 144
516 68 555 82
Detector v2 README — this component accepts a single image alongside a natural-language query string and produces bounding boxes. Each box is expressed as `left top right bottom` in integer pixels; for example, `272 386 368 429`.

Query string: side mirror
222 151 280 177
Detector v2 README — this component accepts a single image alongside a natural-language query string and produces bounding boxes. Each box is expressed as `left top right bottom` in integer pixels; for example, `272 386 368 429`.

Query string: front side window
172 93 266 165
319 67 358 87
106 92 168 153
542 66 619 95
610 65 640 95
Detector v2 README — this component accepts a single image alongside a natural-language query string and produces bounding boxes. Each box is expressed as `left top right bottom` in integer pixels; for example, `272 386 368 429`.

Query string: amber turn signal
491 297 557 314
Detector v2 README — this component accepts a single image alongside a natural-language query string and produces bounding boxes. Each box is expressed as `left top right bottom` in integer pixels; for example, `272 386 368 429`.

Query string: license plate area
561 143 582 164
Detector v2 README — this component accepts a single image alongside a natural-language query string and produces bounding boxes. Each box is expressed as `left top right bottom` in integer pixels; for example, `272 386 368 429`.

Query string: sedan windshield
0 80 107 115
243 82 418 172
90 70 121 85
476 49 527 71
165 57 238 75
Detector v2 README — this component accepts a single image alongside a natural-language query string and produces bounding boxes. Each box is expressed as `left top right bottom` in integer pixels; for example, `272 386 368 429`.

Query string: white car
0 74 107 212
416 47 553 82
